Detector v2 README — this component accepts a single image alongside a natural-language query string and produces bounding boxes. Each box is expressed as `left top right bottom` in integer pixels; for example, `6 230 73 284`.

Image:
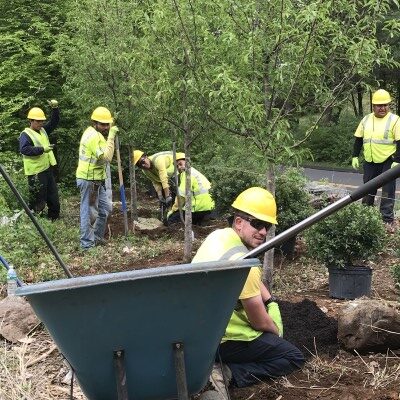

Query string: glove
267 302 283 337
351 157 359 170
165 195 173 207
391 162 399 169
43 144 55 153
109 126 119 139
47 99 58 108
167 209 173 218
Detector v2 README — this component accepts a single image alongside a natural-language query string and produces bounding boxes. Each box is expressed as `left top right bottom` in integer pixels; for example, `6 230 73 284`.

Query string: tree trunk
262 164 276 291
129 146 138 231
356 84 364 117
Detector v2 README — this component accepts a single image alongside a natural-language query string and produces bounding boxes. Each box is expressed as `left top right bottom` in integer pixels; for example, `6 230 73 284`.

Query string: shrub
275 168 313 233
305 202 386 268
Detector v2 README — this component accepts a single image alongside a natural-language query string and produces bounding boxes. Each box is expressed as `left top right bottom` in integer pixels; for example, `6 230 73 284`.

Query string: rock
133 217 163 230
338 299 400 352
0 296 39 343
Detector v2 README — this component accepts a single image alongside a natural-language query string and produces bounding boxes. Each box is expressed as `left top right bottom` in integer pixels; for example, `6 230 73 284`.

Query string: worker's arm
43 107 60 135
154 156 170 192
393 140 400 163
100 127 118 163
19 132 44 156
241 295 279 335
352 137 363 157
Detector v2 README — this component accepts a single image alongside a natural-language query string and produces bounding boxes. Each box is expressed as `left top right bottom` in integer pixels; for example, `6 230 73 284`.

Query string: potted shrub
275 168 313 258
305 202 387 299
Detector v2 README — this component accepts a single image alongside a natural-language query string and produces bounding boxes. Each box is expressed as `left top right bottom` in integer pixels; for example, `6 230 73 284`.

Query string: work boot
202 363 231 400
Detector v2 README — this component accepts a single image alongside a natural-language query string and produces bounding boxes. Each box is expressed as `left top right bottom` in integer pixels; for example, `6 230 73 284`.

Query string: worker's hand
47 99 58 108
391 162 399 169
267 302 283 337
165 196 173 207
351 157 359 170
43 144 55 153
108 126 119 139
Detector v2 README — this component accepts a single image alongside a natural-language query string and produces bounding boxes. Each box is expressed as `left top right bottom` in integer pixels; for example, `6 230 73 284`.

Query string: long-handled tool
115 136 129 236
244 164 400 259
0 164 73 278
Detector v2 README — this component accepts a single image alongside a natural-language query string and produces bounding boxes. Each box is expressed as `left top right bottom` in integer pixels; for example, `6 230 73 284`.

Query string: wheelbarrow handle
244 164 400 259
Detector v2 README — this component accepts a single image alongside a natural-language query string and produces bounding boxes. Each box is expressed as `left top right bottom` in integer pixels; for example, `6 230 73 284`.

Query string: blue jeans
77 179 109 249
218 332 305 387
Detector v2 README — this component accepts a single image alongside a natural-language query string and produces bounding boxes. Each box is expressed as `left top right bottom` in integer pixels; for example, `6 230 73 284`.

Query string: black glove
165 196 173 206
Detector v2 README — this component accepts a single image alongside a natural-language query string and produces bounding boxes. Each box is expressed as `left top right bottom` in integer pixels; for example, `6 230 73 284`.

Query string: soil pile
279 298 339 358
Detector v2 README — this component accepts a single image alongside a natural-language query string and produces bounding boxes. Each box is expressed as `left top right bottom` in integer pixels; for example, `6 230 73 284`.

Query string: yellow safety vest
355 112 400 163
192 228 263 342
21 128 56 176
142 151 175 189
76 126 107 180
177 167 215 212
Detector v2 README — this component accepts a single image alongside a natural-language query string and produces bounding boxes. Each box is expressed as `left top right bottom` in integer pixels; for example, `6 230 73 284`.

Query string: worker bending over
76 107 118 250
19 100 60 220
352 89 400 227
167 153 215 226
192 187 304 398
132 150 175 206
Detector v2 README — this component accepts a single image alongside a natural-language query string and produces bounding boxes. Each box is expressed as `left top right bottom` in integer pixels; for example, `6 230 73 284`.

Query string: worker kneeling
192 187 304 399
167 153 215 226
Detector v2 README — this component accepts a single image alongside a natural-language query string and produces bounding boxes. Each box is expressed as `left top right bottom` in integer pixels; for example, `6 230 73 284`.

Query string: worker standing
167 153 215 225
76 107 118 250
19 100 60 220
192 187 304 398
132 150 175 206
352 89 400 228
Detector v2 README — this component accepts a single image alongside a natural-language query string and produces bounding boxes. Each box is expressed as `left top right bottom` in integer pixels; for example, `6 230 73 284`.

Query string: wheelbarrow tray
17 259 259 400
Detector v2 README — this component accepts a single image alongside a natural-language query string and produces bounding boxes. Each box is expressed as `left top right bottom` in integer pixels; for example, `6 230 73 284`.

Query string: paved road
303 167 400 197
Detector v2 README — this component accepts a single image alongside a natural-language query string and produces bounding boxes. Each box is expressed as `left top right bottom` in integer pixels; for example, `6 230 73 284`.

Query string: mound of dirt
279 298 339 357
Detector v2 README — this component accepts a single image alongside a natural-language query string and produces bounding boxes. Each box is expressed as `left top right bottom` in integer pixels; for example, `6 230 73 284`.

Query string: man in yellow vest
132 150 175 206
76 107 118 250
19 100 60 220
167 153 215 225
352 89 400 226
192 187 304 398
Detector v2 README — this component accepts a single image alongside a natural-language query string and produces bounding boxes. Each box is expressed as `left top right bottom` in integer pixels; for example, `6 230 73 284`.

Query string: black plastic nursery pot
328 265 372 300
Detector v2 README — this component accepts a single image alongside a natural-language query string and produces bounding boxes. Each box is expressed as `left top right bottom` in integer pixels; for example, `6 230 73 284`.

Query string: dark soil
279 298 339 358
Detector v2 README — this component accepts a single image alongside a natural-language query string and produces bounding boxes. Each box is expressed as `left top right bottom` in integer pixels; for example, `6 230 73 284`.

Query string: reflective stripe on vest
21 128 56 175
178 169 210 196
76 127 107 180
362 114 396 145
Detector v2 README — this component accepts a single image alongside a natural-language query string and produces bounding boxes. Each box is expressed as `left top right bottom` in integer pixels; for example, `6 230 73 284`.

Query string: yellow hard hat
372 89 391 105
27 107 46 120
133 150 144 165
175 152 186 161
232 187 278 224
91 107 113 123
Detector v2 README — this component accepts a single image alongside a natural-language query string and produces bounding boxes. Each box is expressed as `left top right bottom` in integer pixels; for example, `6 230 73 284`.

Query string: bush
299 113 359 166
305 202 386 268
275 168 313 233
205 158 264 215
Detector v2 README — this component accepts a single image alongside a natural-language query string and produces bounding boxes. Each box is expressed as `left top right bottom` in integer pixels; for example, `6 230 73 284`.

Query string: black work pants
218 332 305 388
27 167 60 220
362 158 396 223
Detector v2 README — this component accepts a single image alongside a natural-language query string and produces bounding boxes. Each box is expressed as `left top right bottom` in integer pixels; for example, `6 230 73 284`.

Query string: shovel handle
244 164 400 259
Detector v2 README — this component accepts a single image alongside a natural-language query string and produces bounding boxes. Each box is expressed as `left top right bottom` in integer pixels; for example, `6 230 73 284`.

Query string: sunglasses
241 216 272 231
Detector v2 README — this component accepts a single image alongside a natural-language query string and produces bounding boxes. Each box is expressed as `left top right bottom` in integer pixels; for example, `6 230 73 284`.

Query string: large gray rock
338 299 400 352
0 296 39 343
